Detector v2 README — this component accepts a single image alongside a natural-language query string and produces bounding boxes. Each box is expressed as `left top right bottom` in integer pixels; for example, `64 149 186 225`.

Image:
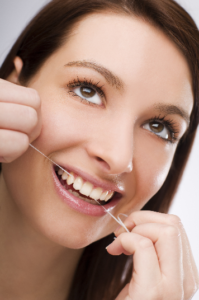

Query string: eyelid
142 116 180 144
67 78 105 96
67 77 106 106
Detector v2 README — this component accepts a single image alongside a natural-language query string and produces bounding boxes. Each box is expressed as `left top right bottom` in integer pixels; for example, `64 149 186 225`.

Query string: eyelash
67 78 180 144
67 77 105 105
146 115 180 144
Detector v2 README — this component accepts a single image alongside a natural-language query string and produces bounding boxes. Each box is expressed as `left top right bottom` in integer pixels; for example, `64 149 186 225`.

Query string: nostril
96 157 103 162
95 156 110 171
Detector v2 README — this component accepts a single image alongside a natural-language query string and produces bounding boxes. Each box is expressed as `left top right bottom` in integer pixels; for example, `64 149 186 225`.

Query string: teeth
89 187 103 200
58 169 64 176
73 176 83 190
105 191 114 201
57 167 115 202
62 172 68 180
100 191 108 201
80 182 93 197
67 172 75 185
71 191 79 197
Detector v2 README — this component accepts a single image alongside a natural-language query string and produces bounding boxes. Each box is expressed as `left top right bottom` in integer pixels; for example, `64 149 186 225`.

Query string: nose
86 120 133 175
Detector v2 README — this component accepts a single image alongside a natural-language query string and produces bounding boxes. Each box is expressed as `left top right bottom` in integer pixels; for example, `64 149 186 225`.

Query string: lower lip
52 167 120 216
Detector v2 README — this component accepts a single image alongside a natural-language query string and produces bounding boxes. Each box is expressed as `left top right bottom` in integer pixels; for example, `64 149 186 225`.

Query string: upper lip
54 162 125 195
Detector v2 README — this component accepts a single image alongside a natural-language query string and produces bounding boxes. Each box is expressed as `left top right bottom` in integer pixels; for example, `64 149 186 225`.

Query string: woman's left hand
106 211 199 300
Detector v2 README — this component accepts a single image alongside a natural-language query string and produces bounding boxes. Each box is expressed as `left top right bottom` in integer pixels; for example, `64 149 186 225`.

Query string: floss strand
29 143 129 232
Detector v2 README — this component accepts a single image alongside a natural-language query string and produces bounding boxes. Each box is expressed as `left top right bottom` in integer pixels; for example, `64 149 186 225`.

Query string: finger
180 225 199 298
0 79 40 109
115 284 130 300
114 211 178 236
0 129 29 162
0 102 38 135
115 211 199 298
107 232 161 288
131 223 183 289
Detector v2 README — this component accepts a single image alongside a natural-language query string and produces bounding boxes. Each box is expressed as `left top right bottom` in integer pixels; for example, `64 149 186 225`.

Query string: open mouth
54 165 122 206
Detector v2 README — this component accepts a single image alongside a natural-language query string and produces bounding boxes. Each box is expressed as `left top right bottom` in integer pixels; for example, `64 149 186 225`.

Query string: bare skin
0 12 198 300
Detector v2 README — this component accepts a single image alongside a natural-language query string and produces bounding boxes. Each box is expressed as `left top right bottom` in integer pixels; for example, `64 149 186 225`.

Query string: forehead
45 12 193 114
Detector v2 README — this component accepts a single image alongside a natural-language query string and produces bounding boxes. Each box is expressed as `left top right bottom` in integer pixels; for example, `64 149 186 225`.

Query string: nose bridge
88 114 134 175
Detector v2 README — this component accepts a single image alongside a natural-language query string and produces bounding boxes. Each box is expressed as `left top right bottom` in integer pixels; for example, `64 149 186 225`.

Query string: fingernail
106 237 116 249
105 242 113 250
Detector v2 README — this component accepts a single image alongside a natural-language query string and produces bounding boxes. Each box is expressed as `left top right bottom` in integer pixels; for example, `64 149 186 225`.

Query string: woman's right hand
0 79 42 163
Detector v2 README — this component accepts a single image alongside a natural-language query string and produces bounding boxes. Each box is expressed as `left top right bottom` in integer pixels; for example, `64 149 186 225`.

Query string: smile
52 165 123 216
56 166 114 204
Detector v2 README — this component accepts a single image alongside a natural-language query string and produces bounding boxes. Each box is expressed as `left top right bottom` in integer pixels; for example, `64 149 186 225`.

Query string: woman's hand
106 211 199 300
0 79 41 163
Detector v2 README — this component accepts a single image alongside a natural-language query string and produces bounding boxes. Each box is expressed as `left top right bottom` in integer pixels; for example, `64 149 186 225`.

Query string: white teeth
80 181 93 196
58 169 64 176
73 176 83 191
105 191 114 201
89 187 103 200
67 172 75 185
99 191 108 201
58 167 115 202
62 172 68 180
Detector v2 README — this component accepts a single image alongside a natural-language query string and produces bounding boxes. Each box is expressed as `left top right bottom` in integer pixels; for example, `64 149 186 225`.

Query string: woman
0 0 198 299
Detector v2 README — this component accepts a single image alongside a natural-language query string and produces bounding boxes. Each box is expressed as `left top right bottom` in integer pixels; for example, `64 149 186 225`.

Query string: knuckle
0 131 29 162
19 132 29 147
138 237 153 249
25 107 38 129
120 233 129 245
163 225 180 238
13 132 29 150
27 88 41 109
167 214 181 226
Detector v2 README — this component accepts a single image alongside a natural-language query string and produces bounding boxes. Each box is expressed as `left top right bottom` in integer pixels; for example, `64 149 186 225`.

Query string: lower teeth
68 189 100 205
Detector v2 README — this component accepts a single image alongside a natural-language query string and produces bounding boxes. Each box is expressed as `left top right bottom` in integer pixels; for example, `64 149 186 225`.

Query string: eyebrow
154 103 190 124
65 60 124 90
64 61 190 123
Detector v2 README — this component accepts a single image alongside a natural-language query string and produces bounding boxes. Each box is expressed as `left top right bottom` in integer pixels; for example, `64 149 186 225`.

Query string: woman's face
3 13 193 248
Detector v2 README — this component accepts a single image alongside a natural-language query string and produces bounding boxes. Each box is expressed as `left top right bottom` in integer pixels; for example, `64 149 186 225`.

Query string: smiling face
2 13 193 249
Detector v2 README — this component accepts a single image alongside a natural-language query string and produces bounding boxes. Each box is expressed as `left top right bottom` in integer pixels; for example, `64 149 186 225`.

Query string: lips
52 164 122 216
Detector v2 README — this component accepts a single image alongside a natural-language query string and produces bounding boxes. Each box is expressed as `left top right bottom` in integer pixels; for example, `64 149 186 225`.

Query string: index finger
0 79 41 110
114 211 181 235
114 210 199 298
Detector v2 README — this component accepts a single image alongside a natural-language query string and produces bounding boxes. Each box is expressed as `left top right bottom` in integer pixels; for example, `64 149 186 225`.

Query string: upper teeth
58 168 114 202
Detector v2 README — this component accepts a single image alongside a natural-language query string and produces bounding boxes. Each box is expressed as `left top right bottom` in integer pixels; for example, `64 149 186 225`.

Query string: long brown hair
0 0 199 299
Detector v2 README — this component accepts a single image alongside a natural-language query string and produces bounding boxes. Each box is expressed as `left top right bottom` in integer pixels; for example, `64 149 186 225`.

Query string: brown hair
0 0 199 299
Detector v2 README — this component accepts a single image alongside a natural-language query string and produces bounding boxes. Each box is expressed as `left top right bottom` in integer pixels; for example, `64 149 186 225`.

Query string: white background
0 0 199 298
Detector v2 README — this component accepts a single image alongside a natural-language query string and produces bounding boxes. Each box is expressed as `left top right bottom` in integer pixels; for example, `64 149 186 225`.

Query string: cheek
130 136 176 210
2 156 109 249
38 91 97 152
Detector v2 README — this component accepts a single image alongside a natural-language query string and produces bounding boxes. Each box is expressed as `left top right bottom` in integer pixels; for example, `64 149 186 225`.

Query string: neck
0 174 84 300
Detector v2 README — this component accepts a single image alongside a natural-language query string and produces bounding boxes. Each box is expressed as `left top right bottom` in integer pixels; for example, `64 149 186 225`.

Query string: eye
143 121 171 140
73 86 102 105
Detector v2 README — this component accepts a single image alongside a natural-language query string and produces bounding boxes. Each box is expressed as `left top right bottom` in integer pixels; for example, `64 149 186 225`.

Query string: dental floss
93 200 129 233
29 143 129 232
29 143 71 176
